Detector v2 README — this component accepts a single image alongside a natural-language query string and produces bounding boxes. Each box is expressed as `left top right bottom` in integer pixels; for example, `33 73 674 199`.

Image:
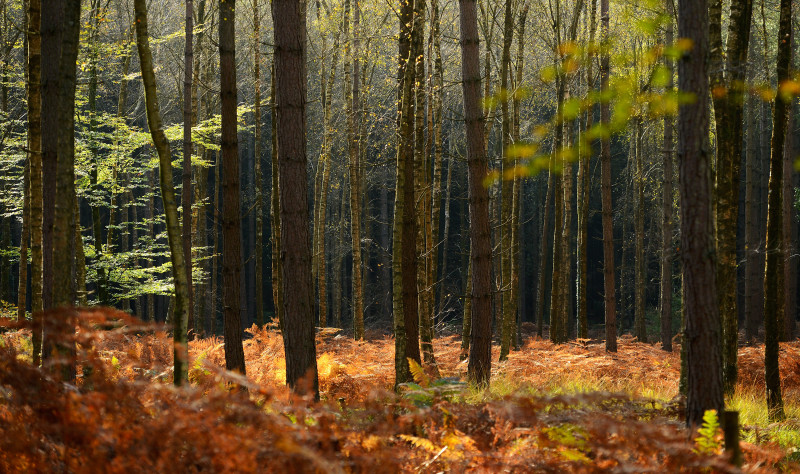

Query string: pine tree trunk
220 0 246 376
660 0 674 351
460 0 493 386
577 0 597 341
348 0 365 340
678 0 724 427
27 0 42 364
762 0 791 422
182 0 195 335
498 0 515 360
634 117 647 342
272 0 319 397
270 64 284 331
600 0 617 352
393 0 421 387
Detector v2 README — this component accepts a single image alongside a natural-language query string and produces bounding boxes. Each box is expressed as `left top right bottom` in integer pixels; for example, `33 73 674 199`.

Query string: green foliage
694 410 722 455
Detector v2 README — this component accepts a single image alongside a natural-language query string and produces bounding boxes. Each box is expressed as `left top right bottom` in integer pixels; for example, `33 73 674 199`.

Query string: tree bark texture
678 0 724 427
272 0 319 397
460 0 493 386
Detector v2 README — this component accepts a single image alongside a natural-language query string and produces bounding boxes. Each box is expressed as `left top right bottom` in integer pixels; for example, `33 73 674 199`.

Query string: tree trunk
393 0 421 387
459 0 493 386
498 0 515 360
253 0 264 327
634 117 647 342
183 0 195 335
272 0 319 397
18 161 29 320
678 0 724 427
762 0 791 422
714 0 754 395
134 0 190 386
27 0 42 364
348 0 365 340
577 0 597 341
600 0 616 352
660 0 674 351
270 63 284 331
220 0 246 376
783 107 796 340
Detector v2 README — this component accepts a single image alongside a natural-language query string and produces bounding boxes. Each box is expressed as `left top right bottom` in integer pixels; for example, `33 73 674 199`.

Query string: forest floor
1 308 799 472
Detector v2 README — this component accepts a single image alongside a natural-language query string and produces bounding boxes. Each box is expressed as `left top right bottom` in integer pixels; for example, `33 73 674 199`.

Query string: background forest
1 0 800 470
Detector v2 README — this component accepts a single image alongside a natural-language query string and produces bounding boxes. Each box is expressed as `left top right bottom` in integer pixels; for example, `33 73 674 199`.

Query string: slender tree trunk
577 0 597 341
429 0 445 340
393 0 421 386
762 0 791 422
27 0 42 364
183 0 195 335
134 0 190 386
220 0 246 375
678 0 724 427
498 0 515 360
634 117 647 342
783 107 796 340
600 0 616 352
537 173 553 338
272 0 319 397
714 0 754 395
253 0 264 326
270 63 284 331
660 0 674 352
18 162 29 320
460 0 493 386
348 0 365 340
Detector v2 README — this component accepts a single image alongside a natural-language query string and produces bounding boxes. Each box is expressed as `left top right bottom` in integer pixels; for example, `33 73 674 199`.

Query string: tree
220 0 246 376
762 0 791 422
133 0 190 386
183 0 195 335
393 0 421 386
677 0 724 427
600 0 617 352
26 0 42 365
710 0 754 396
272 0 319 398
459 0 492 386
659 0 674 352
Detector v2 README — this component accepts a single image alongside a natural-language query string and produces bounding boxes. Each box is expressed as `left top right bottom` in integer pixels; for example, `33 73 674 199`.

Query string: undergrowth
0 308 798 472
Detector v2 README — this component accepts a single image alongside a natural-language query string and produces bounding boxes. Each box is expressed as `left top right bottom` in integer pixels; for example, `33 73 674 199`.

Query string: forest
0 0 799 471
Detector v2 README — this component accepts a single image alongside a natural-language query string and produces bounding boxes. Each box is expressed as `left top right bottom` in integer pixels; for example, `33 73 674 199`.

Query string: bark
254 0 263 326
498 0 515 360
678 0 724 427
714 0 755 395
393 0 421 386
600 0 616 352
272 0 319 397
660 0 674 352
270 63 284 330
429 0 445 339
460 0 493 386
577 0 597 341
348 0 365 340
220 0 247 376
134 0 190 386
634 117 646 342
183 0 195 335
536 173 553 338
783 108 796 340
762 0 791 422
18 162 29 321
27 0 42 364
